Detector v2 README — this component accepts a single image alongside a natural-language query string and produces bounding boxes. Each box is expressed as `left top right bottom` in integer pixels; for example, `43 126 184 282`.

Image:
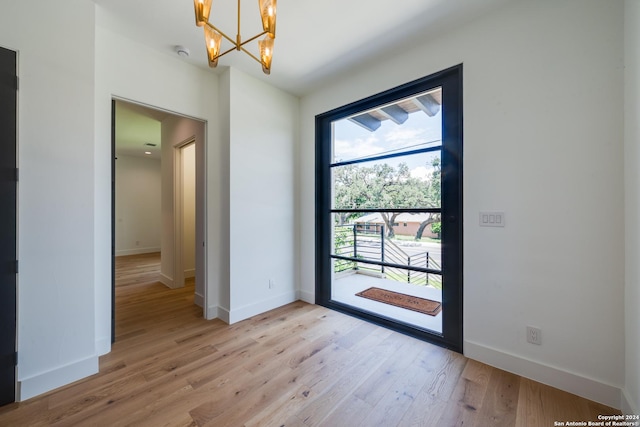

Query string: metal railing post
407 256 411 283
380 225 385 274
426 251 429 285
353 224 358 270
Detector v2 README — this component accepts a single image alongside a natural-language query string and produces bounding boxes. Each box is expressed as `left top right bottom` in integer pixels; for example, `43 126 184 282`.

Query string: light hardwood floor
0 253 620 426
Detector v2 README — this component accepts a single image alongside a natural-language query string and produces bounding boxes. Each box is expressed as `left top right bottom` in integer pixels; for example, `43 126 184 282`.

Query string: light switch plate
479 211 505 227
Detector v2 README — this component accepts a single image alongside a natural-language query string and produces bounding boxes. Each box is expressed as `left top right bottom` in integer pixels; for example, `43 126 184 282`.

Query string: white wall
159 116 203 292
222 68 299 323
0 0 297 398
183 143 196 277
624 0 640 416
0 0 98 400
300 0 625 408
115 155 161 256
218 71 231 315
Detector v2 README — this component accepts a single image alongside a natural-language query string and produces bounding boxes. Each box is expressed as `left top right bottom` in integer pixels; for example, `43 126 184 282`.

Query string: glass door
315 66 462 351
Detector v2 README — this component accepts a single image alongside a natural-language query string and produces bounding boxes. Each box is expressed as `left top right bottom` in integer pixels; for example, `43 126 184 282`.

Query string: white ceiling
94 0 511 96
114 100 167 160
105 0 510 157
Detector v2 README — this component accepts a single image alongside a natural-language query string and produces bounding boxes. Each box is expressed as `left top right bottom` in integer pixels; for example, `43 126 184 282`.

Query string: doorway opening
315 65 463 351
172 139 197 293
111 99 206 342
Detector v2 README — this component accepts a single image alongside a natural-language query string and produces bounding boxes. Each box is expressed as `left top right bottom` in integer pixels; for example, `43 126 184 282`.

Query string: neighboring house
354 212 439 239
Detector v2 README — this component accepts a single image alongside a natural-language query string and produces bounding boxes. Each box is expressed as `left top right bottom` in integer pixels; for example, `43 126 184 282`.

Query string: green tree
333 162 431 238
333 165 369 225
431 221 441 238
333 226 355 272
415 157 441 240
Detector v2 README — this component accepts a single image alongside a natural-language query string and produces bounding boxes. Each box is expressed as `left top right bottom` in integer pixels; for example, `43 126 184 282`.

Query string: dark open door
0 46 18 406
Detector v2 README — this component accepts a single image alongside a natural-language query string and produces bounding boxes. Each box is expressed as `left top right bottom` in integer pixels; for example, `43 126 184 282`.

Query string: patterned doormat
355 287 442 316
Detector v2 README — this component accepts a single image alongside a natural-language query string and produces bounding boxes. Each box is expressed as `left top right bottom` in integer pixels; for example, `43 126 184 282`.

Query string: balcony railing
333 224 442 289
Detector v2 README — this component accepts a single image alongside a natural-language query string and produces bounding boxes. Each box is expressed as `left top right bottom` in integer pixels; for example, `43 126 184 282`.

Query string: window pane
332 88 442 164
331 212 442 276
332 151 441 210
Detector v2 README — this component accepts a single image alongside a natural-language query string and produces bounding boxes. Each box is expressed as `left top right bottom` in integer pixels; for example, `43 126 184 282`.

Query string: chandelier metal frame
193 0 276 74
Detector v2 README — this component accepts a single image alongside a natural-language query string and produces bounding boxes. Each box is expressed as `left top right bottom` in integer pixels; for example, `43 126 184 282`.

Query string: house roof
348 88 442 132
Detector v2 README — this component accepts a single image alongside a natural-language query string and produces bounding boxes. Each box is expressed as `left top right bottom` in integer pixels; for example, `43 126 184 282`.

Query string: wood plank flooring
0 254 620 426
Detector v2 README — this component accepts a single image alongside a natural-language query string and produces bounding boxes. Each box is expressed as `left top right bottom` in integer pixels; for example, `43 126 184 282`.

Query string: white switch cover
479 211 505 227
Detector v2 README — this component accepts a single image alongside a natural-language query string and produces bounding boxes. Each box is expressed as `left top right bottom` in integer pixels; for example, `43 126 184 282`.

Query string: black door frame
111 100 116 343
0 46 18 405
315 64 463 352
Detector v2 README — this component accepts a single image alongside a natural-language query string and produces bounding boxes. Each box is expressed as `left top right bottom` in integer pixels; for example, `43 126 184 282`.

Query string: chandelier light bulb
204 26 222 68
259 0 277 38
193 0 212 27
259 35 274 75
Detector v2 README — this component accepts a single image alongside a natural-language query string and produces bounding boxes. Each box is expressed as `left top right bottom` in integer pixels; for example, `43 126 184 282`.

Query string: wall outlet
526 326 542 345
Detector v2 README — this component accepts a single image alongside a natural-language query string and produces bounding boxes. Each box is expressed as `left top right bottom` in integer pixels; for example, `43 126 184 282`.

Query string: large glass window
329 89 444 333
316 66 463 351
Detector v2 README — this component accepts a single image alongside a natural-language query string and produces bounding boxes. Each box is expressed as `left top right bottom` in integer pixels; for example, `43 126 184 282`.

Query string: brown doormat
355 287 442 316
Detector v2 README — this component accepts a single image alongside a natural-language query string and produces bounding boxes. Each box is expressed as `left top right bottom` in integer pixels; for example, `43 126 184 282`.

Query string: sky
332 105 442 181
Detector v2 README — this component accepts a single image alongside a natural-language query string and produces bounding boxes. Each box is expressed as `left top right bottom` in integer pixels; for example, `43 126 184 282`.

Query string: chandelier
193 0 277 74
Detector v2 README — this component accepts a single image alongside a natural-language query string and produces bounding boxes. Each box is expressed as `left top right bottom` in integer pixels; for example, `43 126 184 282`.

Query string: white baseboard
205 305 219 320
18 355 99 401
115 247 160 257
194 292 204 308
160 273 176 289
217 306 230 323
228 291 297 324
622 387 639 415
184 269 195 279
299 289 315 304
465 340 622 409
95 337 111 357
